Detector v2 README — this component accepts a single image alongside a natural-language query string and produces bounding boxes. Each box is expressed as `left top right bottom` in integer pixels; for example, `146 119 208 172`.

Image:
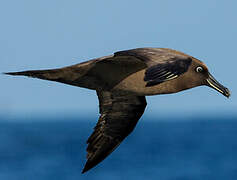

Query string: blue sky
0 1 236 120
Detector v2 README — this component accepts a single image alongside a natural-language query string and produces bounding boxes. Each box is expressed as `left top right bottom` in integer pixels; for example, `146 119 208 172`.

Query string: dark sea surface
0 116 236 180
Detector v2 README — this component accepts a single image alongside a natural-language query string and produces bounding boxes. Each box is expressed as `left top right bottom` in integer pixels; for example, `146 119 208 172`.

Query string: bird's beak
206 73 231 98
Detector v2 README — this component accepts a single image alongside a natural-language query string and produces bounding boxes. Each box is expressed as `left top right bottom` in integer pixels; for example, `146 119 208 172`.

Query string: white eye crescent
196 66 203 73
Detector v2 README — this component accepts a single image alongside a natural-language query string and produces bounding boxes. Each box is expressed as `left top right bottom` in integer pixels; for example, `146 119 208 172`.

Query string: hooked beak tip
224 88 231 98
206 73 231 98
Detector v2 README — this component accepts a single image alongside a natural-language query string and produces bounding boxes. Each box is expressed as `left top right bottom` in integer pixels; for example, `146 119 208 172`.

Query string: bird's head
180 58 231 98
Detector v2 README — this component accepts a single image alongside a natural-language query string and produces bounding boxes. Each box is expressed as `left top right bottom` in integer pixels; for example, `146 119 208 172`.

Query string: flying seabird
5 48 230 173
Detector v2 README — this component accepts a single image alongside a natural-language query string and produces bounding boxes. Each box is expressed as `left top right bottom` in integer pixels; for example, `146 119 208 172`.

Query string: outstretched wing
115 48 192 87
82 91 147 173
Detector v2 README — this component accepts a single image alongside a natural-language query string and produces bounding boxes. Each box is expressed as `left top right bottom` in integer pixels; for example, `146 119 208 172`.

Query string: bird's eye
196 66 203 73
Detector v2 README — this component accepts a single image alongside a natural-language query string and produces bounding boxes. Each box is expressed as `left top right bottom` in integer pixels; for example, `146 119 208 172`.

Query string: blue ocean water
0 116 236 180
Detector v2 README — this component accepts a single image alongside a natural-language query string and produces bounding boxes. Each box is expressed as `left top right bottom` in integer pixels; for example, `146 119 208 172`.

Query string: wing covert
144 57 192 86
115 48 192 86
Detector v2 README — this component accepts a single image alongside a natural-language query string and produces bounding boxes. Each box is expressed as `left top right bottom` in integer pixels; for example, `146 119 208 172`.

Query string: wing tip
81 160 94 174
81 167 88 174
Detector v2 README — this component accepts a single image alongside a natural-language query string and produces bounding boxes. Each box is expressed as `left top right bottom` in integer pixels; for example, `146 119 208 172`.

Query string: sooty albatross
5 48 230 173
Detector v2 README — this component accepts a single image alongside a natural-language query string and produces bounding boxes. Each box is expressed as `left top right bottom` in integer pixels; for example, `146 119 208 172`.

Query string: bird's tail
5 69 61 80
4 66 85 87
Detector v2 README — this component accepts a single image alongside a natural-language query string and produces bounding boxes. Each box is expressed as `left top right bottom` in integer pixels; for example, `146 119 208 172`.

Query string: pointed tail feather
5 70 53 78
4 69 65 80
4 67 84 87
4 60 103 90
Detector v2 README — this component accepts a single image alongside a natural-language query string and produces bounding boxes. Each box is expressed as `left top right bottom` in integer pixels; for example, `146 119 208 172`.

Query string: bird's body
5 48 230 173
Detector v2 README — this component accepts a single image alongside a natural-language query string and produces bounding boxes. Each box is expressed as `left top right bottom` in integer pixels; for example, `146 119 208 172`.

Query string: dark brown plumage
5 48 230 173
83 91 146 173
